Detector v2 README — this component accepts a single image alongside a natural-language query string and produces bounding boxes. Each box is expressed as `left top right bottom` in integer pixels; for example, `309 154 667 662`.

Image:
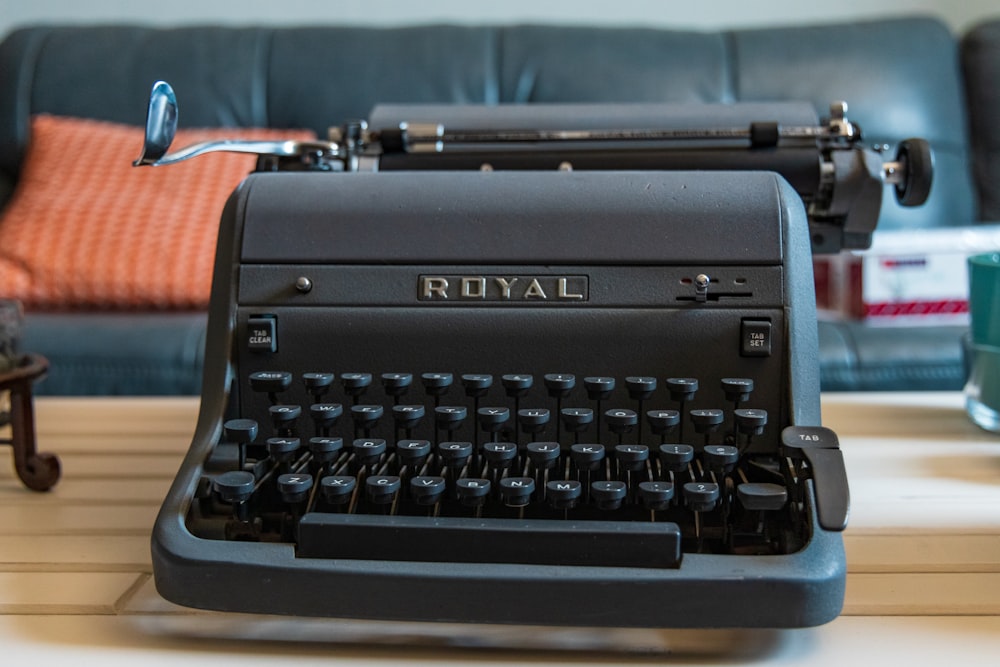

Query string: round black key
456 478 491 506
546 479 582 509
738 482 788 511
666 377 698 402
223 419 258 444
626 376 658 400
437 441 473 465
350 404 383 430
213 470 256 503
690 408 725 434
310 403 343 428
421 372 453 396
721 378 754 403
659 443 694 472
498 477 535 506
365 475 401 504
584 376 616 400
518 408 551 433
381 372 413 397
353 438 387 466
501 374 534 396
569 443 605 470
249 370 292 394
351 438 386 459
591 480 627 510
266 436 300 457
683 481 720 512
638 481 675 510
605 408 638 434
341 372 373 395
703 444 740 473
320 475 357 504
483 442 518 467
526 442 561 469
646 409 680 435
269 404 302 429
308 437 343 462
544 373 576 397
277 472 313 503
477 407 510 430
434 405 468 428
303 372 334 396
614 444 649 470
410 476 447 505
735 408 768 436
560 407 594 432
461 374 493 397
396 439 433 464
392 404 425 429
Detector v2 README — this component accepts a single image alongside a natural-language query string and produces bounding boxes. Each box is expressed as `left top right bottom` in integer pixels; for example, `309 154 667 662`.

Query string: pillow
0 115 316 310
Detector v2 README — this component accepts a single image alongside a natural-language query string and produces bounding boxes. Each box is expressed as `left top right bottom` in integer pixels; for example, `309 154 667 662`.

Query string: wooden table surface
1 392 999 665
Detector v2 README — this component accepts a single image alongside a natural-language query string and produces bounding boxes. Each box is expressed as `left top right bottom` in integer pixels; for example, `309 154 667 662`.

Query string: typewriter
137 82 931 629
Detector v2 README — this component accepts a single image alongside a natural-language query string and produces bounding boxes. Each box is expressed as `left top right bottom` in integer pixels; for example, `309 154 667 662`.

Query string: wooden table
1 393 999 664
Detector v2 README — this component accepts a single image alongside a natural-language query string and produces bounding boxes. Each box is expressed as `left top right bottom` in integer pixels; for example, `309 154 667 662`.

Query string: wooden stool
0 354 60 491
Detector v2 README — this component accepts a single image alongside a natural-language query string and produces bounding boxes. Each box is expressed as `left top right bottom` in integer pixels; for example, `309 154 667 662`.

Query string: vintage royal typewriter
135 81 932 629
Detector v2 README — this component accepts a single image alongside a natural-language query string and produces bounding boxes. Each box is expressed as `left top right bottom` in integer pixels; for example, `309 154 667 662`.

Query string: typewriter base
152 483 844 629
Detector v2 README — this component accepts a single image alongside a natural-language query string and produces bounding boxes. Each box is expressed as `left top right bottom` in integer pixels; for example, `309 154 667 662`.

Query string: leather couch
1 16 997 394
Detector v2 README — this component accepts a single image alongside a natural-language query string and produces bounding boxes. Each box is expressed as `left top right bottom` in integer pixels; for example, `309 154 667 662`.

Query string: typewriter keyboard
189 371 811 567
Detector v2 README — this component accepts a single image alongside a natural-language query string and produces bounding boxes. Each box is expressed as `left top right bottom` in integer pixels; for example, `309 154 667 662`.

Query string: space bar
296 513 682 568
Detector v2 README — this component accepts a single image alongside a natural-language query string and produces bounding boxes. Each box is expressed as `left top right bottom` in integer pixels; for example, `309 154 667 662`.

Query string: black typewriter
137 82 932 629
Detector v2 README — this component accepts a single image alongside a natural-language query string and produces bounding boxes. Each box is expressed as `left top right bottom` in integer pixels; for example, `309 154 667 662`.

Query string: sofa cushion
0 115 314 310
962 19 1000 221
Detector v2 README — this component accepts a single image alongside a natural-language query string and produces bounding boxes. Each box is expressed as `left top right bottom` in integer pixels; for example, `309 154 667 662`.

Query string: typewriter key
499 477 535 509
353 438 387 470
392 404 425 438
223 418 258 471
249 371 293 403
302 372 334 401
659 444 694 474
420 373 453 405
277 473 313 505
341 373 373 403
690 409 725 445
737 482 788 512
477 407 510 440
591 480 627 510
546 479 582 511
365 475 401 508
381 373 413 403
309 403 343 436
350 404 383 437
703 445 740 475
638 481 675 512
307 437 343 467
409 475 447 506
396 439 432 468
319 475 356 506
455 478 491 514
646 409 681 442
269 404 302 435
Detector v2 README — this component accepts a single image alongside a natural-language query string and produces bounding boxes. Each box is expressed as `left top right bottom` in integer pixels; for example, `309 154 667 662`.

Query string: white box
814 225 1000 325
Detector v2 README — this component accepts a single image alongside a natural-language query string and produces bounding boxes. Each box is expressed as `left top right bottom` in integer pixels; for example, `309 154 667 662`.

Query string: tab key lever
780 425 850 531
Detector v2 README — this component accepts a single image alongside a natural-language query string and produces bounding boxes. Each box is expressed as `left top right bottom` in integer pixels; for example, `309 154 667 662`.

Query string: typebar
297 514 682 568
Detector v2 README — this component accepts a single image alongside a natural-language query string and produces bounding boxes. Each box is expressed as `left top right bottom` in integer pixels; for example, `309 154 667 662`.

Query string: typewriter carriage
136 81 932 255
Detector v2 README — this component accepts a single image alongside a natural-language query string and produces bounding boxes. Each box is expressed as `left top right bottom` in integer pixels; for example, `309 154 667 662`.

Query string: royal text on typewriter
137 82 932 628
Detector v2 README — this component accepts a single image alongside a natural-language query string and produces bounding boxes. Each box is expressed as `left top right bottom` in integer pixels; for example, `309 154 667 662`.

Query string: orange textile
0 115 315 310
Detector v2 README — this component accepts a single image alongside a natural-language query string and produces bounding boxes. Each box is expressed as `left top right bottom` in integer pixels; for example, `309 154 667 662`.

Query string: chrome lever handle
132 80 341 167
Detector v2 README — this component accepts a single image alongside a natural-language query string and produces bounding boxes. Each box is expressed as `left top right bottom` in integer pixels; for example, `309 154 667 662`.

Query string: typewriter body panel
152 169 847 628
